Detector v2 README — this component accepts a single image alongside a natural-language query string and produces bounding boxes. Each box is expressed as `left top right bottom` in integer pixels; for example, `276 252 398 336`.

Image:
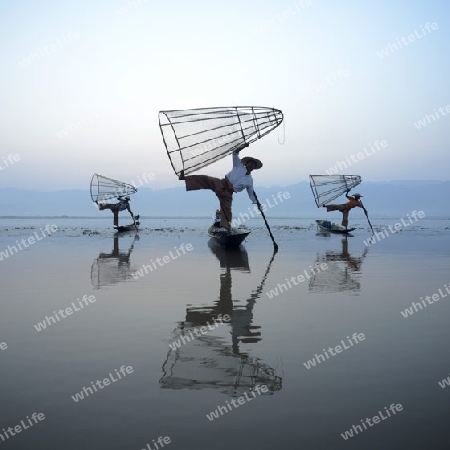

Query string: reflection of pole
230 249 277 353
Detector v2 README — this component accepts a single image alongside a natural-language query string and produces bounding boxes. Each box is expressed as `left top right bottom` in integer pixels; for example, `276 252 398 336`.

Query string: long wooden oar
253 190 278 251
360 202 374 234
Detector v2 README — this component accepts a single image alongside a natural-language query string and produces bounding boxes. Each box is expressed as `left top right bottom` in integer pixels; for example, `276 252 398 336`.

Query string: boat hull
114 222 139 233
316 220 355 234
207 225 250 247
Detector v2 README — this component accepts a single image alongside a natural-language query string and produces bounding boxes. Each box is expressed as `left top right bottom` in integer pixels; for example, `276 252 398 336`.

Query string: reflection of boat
160 244 282 396
309 238 368 295
90 234 139 289
316 219 355 234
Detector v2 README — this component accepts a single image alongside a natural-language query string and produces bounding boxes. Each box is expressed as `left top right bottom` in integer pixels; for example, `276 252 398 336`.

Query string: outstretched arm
233 142 249 167
234 142 249 154
246 186 257 204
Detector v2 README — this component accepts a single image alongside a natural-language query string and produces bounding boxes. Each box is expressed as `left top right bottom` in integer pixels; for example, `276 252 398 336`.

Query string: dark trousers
184 175 234 229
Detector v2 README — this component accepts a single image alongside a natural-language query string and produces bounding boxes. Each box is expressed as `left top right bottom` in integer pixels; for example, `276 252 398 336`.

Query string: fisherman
324 192 364 229
96 196 139 227
178 144 263 234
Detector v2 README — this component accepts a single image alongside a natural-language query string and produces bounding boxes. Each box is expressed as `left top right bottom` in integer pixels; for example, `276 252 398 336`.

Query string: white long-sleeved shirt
225 151 257 203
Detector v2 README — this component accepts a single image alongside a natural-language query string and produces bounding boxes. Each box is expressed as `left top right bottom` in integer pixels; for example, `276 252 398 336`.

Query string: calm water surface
1 217 449 449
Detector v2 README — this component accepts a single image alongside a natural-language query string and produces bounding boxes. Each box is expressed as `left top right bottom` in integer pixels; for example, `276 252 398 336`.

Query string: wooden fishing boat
316 219 355 234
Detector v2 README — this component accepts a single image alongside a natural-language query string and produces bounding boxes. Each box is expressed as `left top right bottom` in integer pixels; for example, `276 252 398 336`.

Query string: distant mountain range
0 180 448 218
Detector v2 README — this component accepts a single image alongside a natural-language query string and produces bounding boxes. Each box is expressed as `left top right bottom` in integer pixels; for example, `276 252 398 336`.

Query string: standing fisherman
179 144 263 235
96 196 139 228
324 192 364 229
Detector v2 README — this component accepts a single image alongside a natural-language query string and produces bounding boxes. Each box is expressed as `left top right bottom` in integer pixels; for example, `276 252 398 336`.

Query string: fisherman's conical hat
241 156 263 170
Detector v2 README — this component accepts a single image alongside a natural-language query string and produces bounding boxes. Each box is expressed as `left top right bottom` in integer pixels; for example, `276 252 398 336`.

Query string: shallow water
1 217 449 449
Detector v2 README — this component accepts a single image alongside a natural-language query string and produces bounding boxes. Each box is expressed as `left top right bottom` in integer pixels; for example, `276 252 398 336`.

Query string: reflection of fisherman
91 234 139 289
96 196 138 227
159 243 282 394
178 144 263 234
325 238 367 272
324 192 363 229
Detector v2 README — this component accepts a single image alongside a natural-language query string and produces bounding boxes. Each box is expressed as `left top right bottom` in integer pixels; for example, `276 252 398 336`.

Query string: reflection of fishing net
159 106 283 176
90 236 139 289
308 253 362 295
309 175 361 207
160 325 282 396
91 255 136 289
90 173 137 203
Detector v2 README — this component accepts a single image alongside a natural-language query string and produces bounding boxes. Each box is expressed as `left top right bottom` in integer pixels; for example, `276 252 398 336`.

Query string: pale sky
1 0 449 191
